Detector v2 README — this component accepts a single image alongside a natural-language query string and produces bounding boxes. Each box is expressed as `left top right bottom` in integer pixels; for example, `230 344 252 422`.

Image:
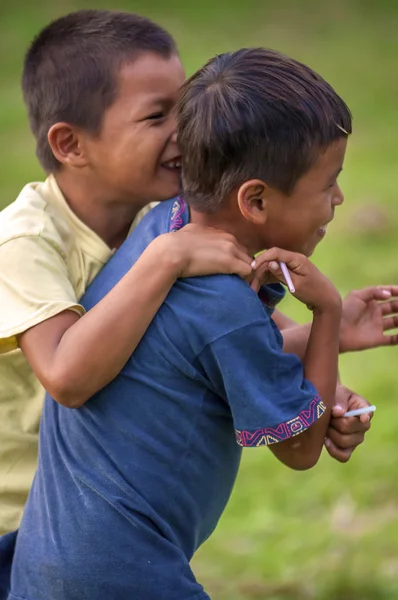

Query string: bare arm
20 227 252 408
20 242 176 408
272 310 311 361
253 249 341 471
272 309 297 331
269 307 341 470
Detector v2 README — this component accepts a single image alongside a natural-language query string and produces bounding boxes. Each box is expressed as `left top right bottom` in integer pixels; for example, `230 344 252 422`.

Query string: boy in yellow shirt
0 9 397 538
0 10 254 534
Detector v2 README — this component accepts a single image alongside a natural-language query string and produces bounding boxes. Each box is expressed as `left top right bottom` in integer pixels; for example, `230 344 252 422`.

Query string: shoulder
0 182 47 242
170 274 273 346
129 201 160 232
128 197 181 239
96 198 179 277
0 180 68 253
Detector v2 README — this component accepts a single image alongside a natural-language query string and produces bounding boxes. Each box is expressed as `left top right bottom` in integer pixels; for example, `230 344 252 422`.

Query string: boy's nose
333 185 344 206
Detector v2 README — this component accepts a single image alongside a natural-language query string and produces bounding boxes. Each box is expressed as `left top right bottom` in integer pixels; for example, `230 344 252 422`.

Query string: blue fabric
0 531 17 599
5 198 322 600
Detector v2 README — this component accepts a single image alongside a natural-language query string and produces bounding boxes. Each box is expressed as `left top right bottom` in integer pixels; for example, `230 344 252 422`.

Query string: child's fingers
381 300 398 316
324 438 353 463
377 285 398 298
228 247 255 278
255 247 303 270
233 258 254 278
382 315 398 331
234 248 254 266
253 257 283 279
267 261 295 290
250 270 279 292
380 332 398 346
330 415 371 434
327 426 366 450
360 412 372 424
354 285 398 302
250 260 284 290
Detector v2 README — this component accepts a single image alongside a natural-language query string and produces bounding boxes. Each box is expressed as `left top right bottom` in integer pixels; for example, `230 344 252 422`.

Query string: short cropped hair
22 10 177 172
177 48 352 212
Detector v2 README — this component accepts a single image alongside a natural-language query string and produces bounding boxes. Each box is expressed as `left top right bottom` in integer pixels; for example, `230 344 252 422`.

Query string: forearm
280 323 311 360
295 309 341 460
22 236 180 407
272 309 298 331
270 307 341 470
273 309 312 360
304 310 341 409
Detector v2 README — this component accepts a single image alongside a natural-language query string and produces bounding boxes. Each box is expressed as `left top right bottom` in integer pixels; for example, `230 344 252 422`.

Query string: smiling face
255 138 347 256
83 52 185 207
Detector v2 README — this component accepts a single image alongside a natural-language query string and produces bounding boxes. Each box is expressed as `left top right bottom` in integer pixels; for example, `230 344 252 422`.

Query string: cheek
121 131 166 167
311 196 331 223
105 139 153 175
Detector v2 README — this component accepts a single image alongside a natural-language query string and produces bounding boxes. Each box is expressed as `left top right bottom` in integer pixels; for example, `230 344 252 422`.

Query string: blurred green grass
1 0 398 598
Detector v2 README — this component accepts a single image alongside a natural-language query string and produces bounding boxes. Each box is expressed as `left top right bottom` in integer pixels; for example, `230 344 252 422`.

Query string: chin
158 170 182 199
154 182 182 203
304 243 319 258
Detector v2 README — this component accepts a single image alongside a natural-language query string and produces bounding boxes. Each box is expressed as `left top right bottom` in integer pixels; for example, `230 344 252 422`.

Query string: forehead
116 53 186 107
309 137 347 178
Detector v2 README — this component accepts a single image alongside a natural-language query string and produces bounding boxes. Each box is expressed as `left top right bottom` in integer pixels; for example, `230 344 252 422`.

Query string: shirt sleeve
0 236 85 350
198 317 326 447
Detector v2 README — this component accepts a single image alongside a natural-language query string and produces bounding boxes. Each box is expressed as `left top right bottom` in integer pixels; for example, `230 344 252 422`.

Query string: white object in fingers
279 261 295 293
343 405 376 418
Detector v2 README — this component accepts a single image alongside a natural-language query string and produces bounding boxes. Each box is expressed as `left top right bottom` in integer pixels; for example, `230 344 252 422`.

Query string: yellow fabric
0 175 156 533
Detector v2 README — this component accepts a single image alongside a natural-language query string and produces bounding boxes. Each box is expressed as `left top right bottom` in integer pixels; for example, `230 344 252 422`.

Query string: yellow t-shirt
0 175 156 534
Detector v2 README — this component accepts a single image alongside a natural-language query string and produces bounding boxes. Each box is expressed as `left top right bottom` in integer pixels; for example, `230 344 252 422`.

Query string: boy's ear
48 123 88 168
237 179 269 224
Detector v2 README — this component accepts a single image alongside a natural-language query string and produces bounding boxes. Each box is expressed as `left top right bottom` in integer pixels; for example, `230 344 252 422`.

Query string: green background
1 1 398 598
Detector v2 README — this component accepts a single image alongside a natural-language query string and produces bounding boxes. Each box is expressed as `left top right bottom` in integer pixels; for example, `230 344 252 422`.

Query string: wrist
147 234 186 279
311 295 342 319
338 319 350 353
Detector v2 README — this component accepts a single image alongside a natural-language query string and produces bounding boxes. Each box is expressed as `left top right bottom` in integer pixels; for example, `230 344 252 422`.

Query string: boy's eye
147 112 165 120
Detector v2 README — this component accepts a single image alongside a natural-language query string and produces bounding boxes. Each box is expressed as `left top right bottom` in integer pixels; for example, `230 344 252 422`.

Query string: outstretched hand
340 286 398 352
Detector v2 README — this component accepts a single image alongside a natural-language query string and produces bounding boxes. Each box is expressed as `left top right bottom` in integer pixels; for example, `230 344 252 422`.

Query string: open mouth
161 157 182 171
318 217 334 237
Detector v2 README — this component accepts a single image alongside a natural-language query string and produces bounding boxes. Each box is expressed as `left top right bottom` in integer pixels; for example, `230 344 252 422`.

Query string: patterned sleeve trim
235 395 326 447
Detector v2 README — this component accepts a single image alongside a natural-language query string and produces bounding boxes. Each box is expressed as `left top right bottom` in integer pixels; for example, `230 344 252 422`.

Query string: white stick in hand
279 261 295 293
343 405 376 418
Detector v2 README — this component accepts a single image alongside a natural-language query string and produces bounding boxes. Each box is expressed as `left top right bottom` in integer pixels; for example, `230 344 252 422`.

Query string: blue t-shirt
7 198 324 600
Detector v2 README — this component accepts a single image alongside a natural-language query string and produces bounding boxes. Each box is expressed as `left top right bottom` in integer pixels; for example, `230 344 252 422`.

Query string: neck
55 171 140 249
189 205 262 257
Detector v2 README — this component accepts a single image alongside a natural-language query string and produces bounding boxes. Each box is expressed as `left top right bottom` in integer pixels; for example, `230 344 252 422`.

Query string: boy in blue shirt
1 48 385 599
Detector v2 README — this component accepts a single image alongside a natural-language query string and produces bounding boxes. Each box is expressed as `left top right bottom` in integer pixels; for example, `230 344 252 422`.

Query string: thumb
268 261 284 281
332 386 349 416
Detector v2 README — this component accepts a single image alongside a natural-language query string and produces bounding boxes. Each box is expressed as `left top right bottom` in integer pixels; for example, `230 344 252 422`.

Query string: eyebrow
146 95 177 108
329 167 343 183
134 96 176 120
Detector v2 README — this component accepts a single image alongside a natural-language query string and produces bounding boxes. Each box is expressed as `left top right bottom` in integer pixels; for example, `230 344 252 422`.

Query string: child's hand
247 259 280 293
324 385 372 463
340 286 398 352
252 248 341 314
164 224 253 279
